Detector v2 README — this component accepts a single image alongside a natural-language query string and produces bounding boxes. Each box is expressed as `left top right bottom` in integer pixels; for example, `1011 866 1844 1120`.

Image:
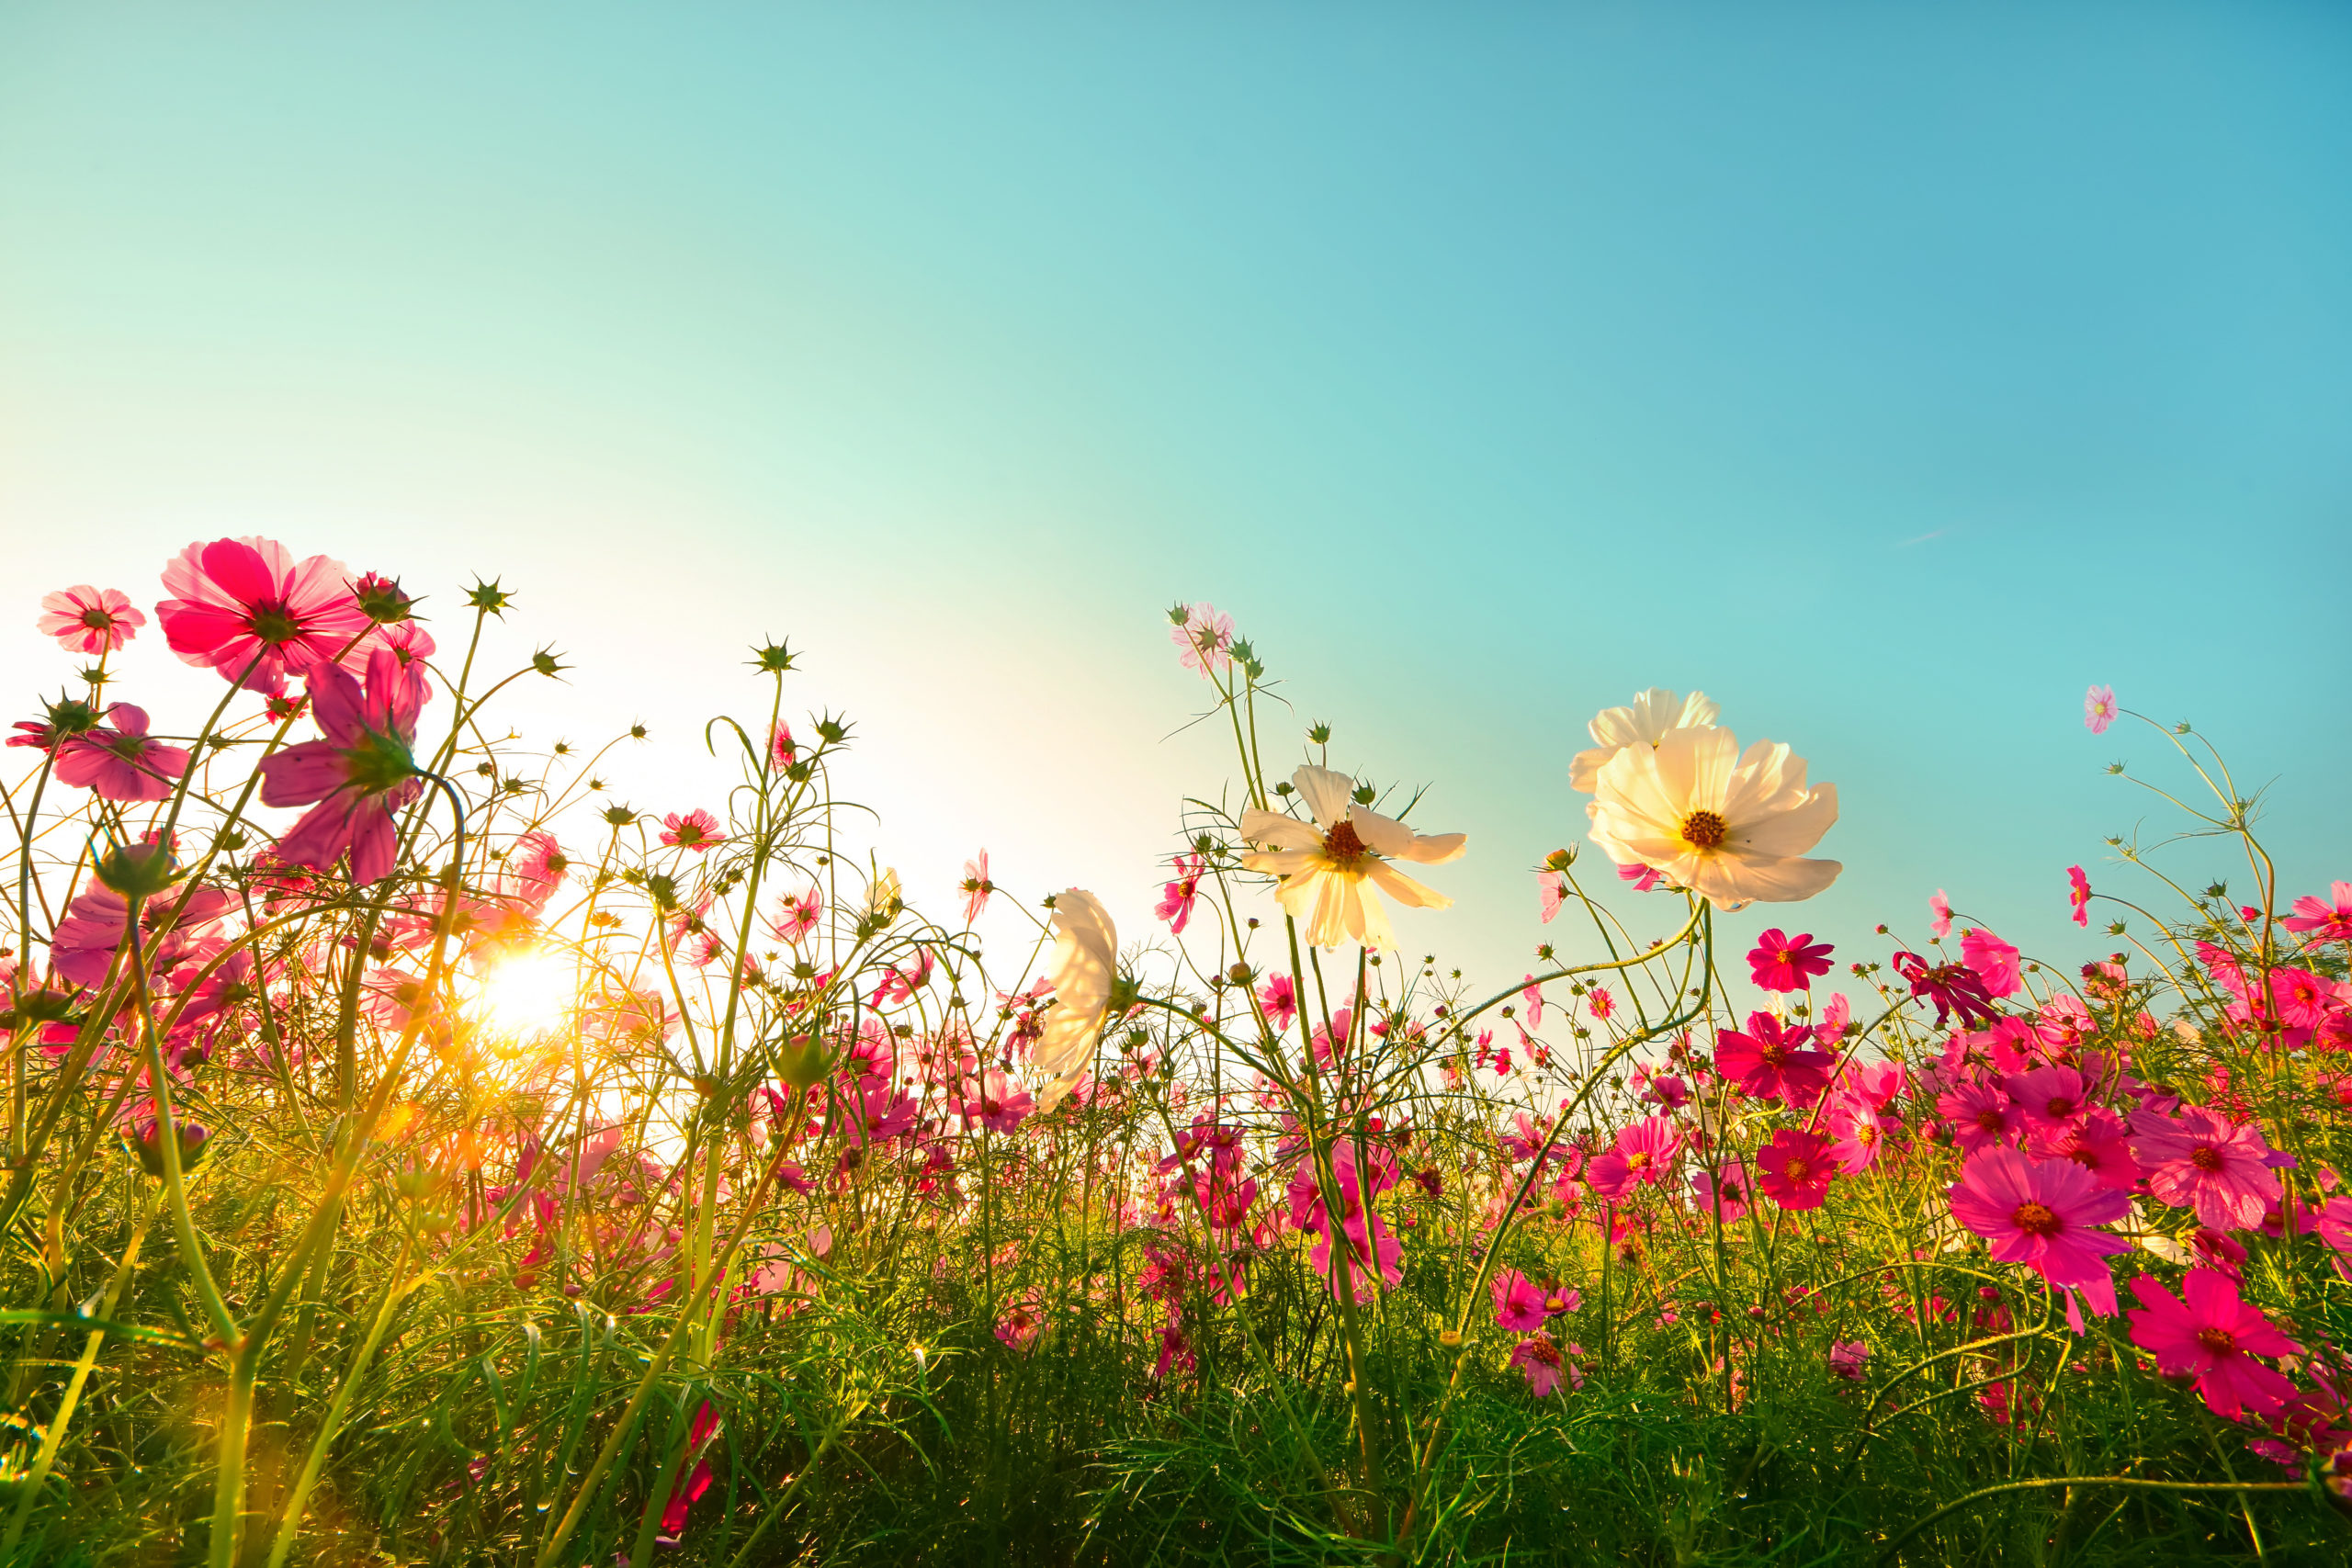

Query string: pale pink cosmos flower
507 831 569 911
2084 683 2118 735
771 887 822 944
1617 861 1662 893
1946 1147 2132 1291
1928 889 1952 940
1257 972 1298 1032
1520 976 1544 1028
39 586 145 654
1170 603 1234 676
2129 1105 2283 1232
156 536 372 695
1490 1267 1547 1333
2126 1269 2301 1420
960 850 994 923
1587 987 1615 1021
1756 1129 1838 1211
2067 865 2092 928
661 809 724 852
995 1300 1044 1352
1827 1340 1870 1382
256 648 429 886
1538 871 1567 923
1510 1334 1576 1397
1960 928 2021 998
2283 882 2352 945
53 705 190 803
956 1068 1035 1134
1156 853 1205 934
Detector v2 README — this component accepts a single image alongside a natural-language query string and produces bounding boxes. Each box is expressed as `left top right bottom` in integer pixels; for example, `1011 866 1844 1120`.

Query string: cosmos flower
1491 1268 1547 1333
39 586 144 654
1568 687 1720 793
1156 853 1205 934
1586 1114 1681 1200
1827 1340 1870 1382
1585 727 1840 912
1510 1334 1575 1397
1928 889 1952 940
2129 1105 2283 1232
1714 1011 1833 1107
1257 972 1298 1032
2283 882 2352 945
156 536 372 695
1691 1161 1752 1224
1748 929 1833 992
256 648 429 886
1946 1147 2132 1291
770 886 822 944
1756 1129 1837 1211
2127 1269 2301 1420
2084 684 2118 735
1960 929 2021 998
2067 866 2092 928
1239 765 1464 952
661 809 724 852
960 850 994 923
1034 888 1116 1111
53 705 190 803
1170 603 1234 676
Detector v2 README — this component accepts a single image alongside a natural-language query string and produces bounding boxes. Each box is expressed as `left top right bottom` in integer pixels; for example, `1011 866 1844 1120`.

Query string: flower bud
775 1034 835 1092
95 839 181 900
130 1117 209 1179
352 573 415 624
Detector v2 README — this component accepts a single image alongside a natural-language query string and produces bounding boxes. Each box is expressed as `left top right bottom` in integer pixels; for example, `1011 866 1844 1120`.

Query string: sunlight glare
476 947 576 1037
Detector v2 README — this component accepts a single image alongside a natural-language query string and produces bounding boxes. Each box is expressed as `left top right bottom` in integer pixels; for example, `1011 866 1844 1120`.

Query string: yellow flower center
1322 818 1370 869
2010 1201 2060 1237
1679 809 1728 850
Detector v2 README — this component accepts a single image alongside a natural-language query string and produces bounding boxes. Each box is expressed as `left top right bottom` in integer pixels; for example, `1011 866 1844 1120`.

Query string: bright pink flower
52 705 190 803
1960 928 2021 998
2005 1066 2091 1137
767 721 797 770
1756 1129 1837 1212
1520 976 1544 1028
1826 1100 1890 1175
1170 603 1234 676
1510 1334 1576 1397
1828 1339 1870 1382
1928 889 1952 940
1491 1267 1546 1332
2284 882 2352 944
506 831 569 910
956 1068 1035 1134
2130 1105 2283 1232
2084 683 2117 735
1538 871 1567 923
1586 1115 1681 1200
1939 1079 2020 1155
2029 1108 2141 1192
156 537 371 695
2270 967 2335 1031
995 1300 1044 1352
1156 853 1205 934
1258 973 1297 1032
1747 929 1833 993
1539 1280 1582 1318
960 849 994 923
771 886 822 944
2127 1269 2301 1420
39 585 145 654
2067 865 2093 928
256 649 428 886
1947 1147 2132 1291
658 1401 723 1540
1714 1012 1833 1107
1617 861 1661 893
1894 950 1998 1029
1691 1161 1752 1224
660 809 723 852
1587 987 1615 1021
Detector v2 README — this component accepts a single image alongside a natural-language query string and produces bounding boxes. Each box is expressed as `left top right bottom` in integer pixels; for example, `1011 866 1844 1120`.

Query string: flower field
3 542 2348 1565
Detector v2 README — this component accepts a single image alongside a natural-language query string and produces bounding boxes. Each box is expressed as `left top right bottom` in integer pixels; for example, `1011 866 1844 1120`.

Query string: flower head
2284 882 2352 945
1170 603 1234 676
1569 688 1719 793
1156 853 1205 934
1586 1114 1681 1200
1510 1333 1577 1397
960 850 994 923
2084 684 2118 735
1828 1340 1870 1382
1714 1011 1833 1106
1928 889 1952 940
1947 1147 2132 1290
156 536 372 695
1257 972 1298 1032
1034 889 1117 1111
256 648 429 886
2127 1269 2301 1420
1748 929 1833 992
2067 865 2093 928
1584 727 1839 911
53 705 190 803
1491 1268 1547 1333
1960 928 2021 998
2129 1105 2282 1232
1893 951 1999 1030
661 809 724 852
1239 766 1464 952
39 586 145 654
1756 1129 1838 1211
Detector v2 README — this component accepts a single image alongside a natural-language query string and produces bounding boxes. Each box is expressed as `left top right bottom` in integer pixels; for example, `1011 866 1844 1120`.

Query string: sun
475 947 576 1037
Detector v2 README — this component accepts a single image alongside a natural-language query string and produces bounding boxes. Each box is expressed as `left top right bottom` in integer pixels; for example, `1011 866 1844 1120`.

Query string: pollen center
1322 818 1370 868
2189 1146 2223 1172
2010 1201 2061 1236
1679 809 1729 850
2197 1326 2237 1356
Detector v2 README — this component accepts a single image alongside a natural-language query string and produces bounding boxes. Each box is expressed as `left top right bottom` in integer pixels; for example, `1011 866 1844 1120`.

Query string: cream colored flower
1034 887 1116 1111
1239 765 1465 951
1568 688 1719 794
1586 727 1838 911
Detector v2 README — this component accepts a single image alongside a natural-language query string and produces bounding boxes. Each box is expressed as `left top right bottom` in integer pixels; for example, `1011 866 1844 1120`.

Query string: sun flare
475 947 576 1037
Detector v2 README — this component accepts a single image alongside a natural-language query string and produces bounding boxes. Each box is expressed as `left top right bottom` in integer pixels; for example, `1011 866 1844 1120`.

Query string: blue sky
2 3 2346 989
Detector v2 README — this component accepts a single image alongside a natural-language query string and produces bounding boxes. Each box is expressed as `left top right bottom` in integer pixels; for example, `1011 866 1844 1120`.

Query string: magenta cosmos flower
1510 1334 1577 1397
660 808 724 852
257 648 428 886
53 705 190 803
2066 866 2093 927
1156 852 1205 934
2127 1269 2301 1420
1947 1147 2131 1291
1491 1268 1547 1332
2284 882 2352 945
2129 1105 2283 1232
1714 1011 1833 1106
1748 929 1833 992
1586 1114 1682 1200
1756 1129 1838 1211
2084 684 2118 735
156 537 372 695
40 586 145 654
1692 1161 1753 1224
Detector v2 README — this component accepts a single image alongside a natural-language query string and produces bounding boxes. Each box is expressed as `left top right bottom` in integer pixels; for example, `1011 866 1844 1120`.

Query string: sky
2 2 2346 997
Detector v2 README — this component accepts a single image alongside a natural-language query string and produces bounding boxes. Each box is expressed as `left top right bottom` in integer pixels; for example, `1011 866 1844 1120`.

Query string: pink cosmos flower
1617 861 1662 893
1520 976 1544 1028
1258 972 1298 1032
1539 1280 1582 1318
1756 1129 1837 1211
1587 987 1615 1021
1491 1268 1547 1333
1692 1161 1752 1224
1828 1340 1870 1382
1893 951 1998 1029
767 721 797 771
2127 1269 2301 1420
1538 871 1567 923
50 873 235 989
960 849 994 923
657 1401 723 1543
156 536 372 695
956 1068 1035 1134
1586 1114 1681 1200
1826 1099 1890 1174
1946 1147 2132 1291
2006 1066 2092 1138
661 809 723 852
1748 929 1833 993
1940 1079 2021 1155
2130 1105 2283 1232
256 648 428 886
1156 853 1205 934
1960 928 2021 998
2084 683 2118 735
2067 865 2092 928
1510 1334 1575 1397
506 831 569 911
1928 889 1952 940
1170 603 1234 676
2270 967 2335 1031
995 1300 1044 1352
1714 1012 1833 1107
2284 882 2352 945
39 586 145 654
771 887 822 944
2029 1107 2141 1192
53 705 191 803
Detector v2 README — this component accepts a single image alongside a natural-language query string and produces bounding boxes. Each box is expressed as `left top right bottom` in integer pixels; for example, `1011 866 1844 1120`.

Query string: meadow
2 539 2346 1565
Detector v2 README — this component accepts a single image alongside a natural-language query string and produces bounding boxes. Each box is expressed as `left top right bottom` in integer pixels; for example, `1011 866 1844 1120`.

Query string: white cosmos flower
1239 765 1465 952
1034 888 1116 1111
1586 727 1838 911
1568 688 1720 794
